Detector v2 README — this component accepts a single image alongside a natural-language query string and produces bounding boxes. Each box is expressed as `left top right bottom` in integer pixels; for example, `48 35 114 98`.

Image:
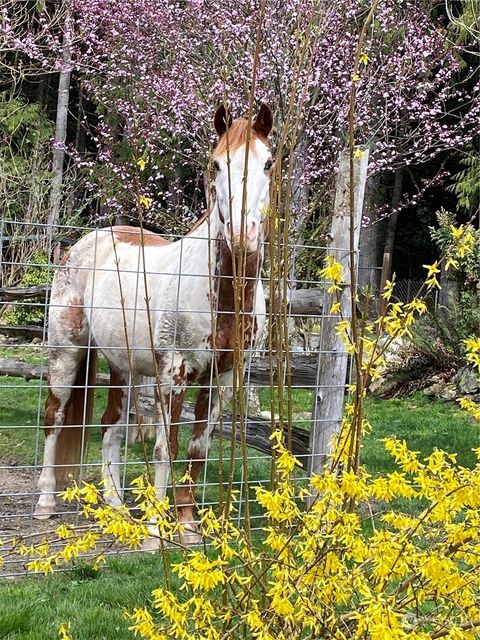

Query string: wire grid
0 218 347 576
393 279 439 311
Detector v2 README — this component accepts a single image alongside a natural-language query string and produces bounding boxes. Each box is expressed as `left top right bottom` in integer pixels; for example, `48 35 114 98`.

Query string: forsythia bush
17 422 480 640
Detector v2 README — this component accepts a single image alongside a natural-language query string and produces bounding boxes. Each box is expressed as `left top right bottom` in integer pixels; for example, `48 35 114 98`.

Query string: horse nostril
226 220 232 235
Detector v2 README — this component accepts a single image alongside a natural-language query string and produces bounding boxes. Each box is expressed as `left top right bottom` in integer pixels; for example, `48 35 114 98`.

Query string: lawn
0 555 177 640
0 361 479 639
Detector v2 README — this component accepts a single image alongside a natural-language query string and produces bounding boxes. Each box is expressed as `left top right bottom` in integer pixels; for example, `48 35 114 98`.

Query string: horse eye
264 159 273 171
213 160 220 172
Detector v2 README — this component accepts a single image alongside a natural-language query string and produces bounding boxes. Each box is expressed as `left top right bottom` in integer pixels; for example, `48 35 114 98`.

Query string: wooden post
309 147 369 477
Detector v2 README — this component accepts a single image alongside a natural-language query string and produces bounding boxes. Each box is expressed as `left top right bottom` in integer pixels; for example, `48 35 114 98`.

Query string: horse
34 104 274 547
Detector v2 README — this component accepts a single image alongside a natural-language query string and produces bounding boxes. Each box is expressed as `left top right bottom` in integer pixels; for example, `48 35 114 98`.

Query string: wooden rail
0 284 50 302
0 283 323 316
0 354 320 386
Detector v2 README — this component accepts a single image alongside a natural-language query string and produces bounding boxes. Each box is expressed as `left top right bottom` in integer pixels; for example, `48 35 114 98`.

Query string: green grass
363 393 479 472
1 372 478 486
0 555 178 639
0 371 271 524
1 367 479 639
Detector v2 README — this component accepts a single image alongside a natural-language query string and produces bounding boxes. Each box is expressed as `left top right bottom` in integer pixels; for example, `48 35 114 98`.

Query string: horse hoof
33 505 56 520
141 537 161 553
179 525 202 546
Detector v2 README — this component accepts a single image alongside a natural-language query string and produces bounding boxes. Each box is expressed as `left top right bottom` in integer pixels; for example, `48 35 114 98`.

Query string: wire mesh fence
393 279 440 311
0 217 352 576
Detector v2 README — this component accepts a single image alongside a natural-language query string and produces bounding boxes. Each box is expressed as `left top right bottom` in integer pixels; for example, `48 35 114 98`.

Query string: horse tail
54 349 97 488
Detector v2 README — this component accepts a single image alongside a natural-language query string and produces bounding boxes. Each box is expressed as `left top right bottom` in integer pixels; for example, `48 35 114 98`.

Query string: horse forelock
212 118 270 157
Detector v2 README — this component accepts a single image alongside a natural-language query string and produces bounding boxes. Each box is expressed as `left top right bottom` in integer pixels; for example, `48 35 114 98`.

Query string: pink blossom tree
2 1 479 235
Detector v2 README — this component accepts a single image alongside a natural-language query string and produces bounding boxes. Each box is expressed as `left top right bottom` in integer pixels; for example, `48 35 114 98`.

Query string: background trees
1 0 479 282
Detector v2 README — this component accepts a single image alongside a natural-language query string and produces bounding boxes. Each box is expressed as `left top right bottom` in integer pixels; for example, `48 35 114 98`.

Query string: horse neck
189 203 263 313
214 234 263 315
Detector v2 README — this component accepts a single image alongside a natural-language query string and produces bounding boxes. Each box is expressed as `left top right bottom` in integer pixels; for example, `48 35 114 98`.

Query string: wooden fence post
308 147 369 477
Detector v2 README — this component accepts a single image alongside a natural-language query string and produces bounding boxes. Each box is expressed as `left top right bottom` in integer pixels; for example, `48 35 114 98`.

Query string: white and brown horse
34 104 274 546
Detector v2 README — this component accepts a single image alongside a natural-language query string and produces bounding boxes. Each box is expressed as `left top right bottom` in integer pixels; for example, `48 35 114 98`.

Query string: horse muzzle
226 220 260 255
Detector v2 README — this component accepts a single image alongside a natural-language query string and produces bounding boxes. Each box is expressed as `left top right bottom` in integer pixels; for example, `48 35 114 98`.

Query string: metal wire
0 218 345 577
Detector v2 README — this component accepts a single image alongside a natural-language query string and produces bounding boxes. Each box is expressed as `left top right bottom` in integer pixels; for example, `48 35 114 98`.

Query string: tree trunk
438 261 460 320
74 78 86 154
357 174 385 303
36 75 50 109
289 134 310 281
379 167 404 314
48 9 72 233
309 148 369 477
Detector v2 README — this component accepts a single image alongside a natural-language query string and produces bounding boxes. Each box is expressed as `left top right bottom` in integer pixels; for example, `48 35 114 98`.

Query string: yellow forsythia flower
58 623 72 640
138 195 153 208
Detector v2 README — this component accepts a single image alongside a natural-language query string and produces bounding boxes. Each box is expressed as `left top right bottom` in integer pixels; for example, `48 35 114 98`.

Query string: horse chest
165 310 257 388
156 239 263 387
210 311 258 375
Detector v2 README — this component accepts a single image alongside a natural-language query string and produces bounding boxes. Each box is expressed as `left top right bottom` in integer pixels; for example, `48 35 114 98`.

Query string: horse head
212 104 273 256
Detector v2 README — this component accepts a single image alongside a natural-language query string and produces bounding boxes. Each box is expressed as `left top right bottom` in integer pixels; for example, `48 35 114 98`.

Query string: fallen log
248 353 319 386
0 324 45 340
132 396 310 462
0 358 47 382
287 288 324 317
0 284 50 302
0 358 110 385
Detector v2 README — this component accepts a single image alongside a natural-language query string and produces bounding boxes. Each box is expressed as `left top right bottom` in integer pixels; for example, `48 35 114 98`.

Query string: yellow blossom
359 51 371 65
382 277 395 301
172 552 225 591
320 255 344 284
58 623 72 640
138 195 153 208
464 337 480 372
458 397 480 421
56 524 74 540
61 484 80 502
422 261 441 289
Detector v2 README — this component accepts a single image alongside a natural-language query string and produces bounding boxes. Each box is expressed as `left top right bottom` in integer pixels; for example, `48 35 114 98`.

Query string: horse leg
101 364 130 507
142 379 185 551
176 370 233 545
35 347 86 519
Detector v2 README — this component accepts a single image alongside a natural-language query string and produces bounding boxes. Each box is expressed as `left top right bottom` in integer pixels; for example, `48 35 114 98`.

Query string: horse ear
253 104 273 138
214 104 233 137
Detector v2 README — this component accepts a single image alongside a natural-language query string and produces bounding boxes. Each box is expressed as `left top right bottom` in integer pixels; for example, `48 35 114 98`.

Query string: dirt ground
0 466 81 576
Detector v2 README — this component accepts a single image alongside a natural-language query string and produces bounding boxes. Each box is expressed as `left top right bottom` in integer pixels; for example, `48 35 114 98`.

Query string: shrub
2 251 52 326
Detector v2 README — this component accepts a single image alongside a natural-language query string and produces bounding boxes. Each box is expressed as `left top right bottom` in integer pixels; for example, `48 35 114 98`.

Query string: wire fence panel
0 218 348 575
393 279 439 311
